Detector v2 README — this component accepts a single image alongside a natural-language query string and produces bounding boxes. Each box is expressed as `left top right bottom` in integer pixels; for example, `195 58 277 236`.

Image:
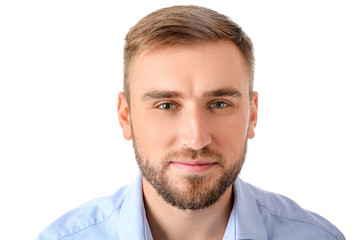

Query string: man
37 5 345 240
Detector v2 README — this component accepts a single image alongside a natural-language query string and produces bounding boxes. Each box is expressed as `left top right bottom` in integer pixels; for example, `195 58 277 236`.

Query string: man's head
123 5 255 104
118 5 258 211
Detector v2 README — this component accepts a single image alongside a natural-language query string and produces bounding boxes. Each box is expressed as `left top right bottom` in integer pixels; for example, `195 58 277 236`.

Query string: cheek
131 111 176 156
211 115 249 155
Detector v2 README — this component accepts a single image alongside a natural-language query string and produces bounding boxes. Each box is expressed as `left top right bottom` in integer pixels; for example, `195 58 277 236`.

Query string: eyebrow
142 90 183 101
203 88 242 98
141 87 242 101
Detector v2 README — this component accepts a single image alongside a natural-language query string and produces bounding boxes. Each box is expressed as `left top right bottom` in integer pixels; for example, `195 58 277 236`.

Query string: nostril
181 133 212 151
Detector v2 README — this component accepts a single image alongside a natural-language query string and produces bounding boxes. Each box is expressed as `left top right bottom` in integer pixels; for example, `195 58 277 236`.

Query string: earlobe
248 91 258 139
117 92 132 140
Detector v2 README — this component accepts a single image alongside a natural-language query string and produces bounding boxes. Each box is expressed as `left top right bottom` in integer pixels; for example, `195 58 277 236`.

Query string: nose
178 105 212 151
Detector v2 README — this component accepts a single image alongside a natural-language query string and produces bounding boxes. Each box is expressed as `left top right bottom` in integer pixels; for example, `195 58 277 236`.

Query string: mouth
169 161 217 173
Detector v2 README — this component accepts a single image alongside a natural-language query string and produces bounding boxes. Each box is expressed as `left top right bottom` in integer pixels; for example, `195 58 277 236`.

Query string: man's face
118 40 258 210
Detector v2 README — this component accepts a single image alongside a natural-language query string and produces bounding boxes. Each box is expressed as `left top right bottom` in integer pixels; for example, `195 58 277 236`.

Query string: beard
132 133 248 211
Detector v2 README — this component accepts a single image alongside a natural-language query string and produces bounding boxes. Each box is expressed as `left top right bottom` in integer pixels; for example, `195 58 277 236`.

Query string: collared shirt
37 173 345 240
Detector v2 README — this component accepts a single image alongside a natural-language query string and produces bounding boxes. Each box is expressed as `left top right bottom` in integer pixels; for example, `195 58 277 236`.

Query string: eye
210 101 229 109
157 102 177 110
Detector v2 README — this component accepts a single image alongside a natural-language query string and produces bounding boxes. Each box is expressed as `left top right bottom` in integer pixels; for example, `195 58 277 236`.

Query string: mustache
163 147 223 164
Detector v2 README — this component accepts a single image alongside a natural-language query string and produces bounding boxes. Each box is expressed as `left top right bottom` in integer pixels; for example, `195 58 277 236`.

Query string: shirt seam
64 206 120 239
54 205 123 240
52 185 132 240
256 202 338 239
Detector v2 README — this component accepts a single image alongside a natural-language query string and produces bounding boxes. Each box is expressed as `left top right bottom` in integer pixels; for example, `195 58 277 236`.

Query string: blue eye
158 103 177 110
210 102 229 108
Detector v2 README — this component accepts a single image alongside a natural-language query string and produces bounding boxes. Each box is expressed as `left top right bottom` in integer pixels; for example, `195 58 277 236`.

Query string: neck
142 177 233 240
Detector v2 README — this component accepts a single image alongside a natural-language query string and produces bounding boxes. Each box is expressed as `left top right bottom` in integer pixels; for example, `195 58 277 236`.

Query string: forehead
129 41 250 98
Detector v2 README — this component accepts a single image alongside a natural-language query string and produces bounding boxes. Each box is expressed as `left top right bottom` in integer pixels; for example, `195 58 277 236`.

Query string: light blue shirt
37 173 345 240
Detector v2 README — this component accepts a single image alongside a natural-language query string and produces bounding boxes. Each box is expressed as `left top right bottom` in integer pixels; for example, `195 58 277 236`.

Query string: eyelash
157 102 178 110
209 101 230 109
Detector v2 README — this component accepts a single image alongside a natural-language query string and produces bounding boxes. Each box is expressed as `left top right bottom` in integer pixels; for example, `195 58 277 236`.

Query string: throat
142 178 234 240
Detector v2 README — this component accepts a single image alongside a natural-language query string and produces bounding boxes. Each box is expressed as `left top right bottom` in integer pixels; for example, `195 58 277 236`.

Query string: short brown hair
123 5 254 101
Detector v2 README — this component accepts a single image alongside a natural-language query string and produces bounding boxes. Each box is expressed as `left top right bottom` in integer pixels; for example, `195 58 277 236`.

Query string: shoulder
38 184 130 240
239 179 345 240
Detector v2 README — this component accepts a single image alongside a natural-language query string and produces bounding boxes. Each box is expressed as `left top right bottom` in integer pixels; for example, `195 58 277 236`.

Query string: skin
118 40 258 240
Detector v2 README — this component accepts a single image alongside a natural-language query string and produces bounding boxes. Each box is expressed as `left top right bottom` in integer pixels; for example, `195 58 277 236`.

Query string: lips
170 161 217 173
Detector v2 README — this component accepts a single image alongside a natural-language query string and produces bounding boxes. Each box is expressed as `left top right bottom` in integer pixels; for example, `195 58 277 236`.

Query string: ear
117 92 132 140
248 91 258 139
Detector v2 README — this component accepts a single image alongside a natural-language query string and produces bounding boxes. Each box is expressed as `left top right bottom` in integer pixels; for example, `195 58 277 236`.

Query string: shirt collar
223 178 267 240
118 173 152 240
118 174 266 240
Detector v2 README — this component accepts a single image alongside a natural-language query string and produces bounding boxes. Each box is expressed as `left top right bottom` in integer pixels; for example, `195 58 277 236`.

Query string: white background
0 0 359 239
